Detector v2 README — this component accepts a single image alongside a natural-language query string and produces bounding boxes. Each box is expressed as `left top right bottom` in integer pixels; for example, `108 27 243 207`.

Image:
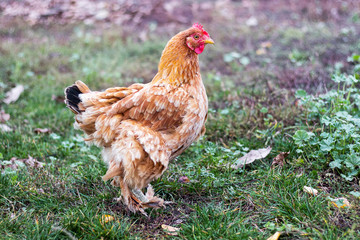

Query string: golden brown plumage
64 24 214 215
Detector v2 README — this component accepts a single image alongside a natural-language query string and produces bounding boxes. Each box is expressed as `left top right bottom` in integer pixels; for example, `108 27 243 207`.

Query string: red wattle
195 44 205 54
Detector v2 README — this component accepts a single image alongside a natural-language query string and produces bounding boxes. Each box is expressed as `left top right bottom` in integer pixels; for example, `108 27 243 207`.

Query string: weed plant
294 71 360 181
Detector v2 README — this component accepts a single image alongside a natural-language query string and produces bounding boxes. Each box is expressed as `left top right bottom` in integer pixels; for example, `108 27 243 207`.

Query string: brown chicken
64 23 214 215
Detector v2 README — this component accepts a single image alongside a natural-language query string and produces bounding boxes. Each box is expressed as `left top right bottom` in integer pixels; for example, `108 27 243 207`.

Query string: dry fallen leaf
256 48 267 55
0 124 12 132
0 110 10 122
3 85 24 104
231 147 272 169
303 186 318 196
271 152 290 168
267 231 281 240
1 156 44 173
1 158 24 174
261 41 272 48
178 176 190 183
161 224 180 236
330 197 351 209
101 214 115 223
34 128 52 134
23 155 44 168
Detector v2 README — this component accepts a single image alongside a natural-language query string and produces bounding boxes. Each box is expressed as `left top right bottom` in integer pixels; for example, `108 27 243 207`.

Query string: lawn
1 1 360 239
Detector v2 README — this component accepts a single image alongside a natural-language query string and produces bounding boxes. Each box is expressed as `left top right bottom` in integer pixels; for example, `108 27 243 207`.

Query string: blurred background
1 0 359 139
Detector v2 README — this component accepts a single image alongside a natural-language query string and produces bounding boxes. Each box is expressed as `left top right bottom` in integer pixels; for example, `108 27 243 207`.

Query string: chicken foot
131 189 149 203
141 185 173 208
112 177 171 216
131 185 169 209
114 178 148 216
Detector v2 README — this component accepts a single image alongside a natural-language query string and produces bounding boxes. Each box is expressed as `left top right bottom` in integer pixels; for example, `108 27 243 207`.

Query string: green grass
1 15 360 239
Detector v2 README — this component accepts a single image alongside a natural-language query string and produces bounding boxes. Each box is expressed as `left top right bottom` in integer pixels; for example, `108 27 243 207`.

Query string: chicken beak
204 37 215 45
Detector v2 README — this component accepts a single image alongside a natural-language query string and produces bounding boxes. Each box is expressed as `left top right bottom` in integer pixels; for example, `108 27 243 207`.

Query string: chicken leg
112 177 168 216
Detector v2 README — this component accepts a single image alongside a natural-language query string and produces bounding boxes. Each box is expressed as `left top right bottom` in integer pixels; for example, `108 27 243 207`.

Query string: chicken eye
194 35 199 39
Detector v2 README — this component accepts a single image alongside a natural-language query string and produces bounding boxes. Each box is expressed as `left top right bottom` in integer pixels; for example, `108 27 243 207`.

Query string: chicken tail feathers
64 80 90 114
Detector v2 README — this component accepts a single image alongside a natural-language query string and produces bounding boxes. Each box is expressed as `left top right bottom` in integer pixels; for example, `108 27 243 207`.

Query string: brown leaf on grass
231 147 272 169
34 128 52 134
0 159 19 171
0 124 12 132
1 156 44 173
178 176 190 183
0 110 10 122
271 152 290 168
101 214 115 224
303 186 318 196
256 48 267 55
1 157 24 174
161 224 180 236
3 85 24 104
22 155 45 168
267 231 281 240
330 197 351 209
261 41 272 48
52 94 65 103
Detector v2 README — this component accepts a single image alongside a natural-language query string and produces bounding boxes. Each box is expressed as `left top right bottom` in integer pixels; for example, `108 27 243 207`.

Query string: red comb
193 23 204 30
193 23 209 37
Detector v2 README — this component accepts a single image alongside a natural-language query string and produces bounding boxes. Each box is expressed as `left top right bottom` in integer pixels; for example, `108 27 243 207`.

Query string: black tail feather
64 85 82 114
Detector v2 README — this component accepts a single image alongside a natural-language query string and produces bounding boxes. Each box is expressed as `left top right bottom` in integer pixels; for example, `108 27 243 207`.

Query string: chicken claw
142 185 173 208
